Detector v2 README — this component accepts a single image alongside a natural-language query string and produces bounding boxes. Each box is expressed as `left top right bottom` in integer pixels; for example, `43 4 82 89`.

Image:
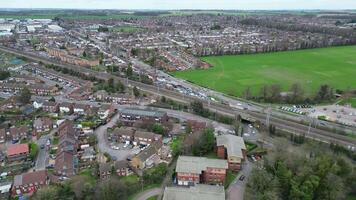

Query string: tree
289 83 304 103
143 163 168 184
19 87 31 104
126 65 133 78
260 85 269 101
32 186 60 200
315 84 333 102
193 128 215 156
243 86 252 100
95 177 128 200
29 142 39 161
152 123 166 135
133 86 140 97
83 51 87 58
49 96 56 102
0 70 10 80
269 84 282 102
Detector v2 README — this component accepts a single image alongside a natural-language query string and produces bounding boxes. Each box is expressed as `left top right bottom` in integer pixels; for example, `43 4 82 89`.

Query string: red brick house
33 117 53 133
133 130 162 146
42 101 59 113
6 144 29 162
12 170 49 196
54 151 76 177
9 126 29 142
175 156 228 186
216 134 246 171
114 160 130 177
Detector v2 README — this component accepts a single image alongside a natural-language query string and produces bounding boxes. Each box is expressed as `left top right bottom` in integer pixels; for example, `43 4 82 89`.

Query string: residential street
135 188 162 200
34 129 57 170
227 161 253 200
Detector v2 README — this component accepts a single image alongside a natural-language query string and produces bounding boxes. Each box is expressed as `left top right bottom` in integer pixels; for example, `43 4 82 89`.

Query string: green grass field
173 46 356 97
339 98 356 108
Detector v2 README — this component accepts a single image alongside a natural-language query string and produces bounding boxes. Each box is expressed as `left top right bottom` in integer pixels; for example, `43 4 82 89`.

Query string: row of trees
243 83 335 104
96 78 125 94
32 163 168 200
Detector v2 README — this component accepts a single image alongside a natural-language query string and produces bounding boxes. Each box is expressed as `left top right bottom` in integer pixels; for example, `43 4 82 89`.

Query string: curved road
135 188 162 200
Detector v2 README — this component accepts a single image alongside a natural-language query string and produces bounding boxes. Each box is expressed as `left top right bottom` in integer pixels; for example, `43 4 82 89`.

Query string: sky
0 0 355 10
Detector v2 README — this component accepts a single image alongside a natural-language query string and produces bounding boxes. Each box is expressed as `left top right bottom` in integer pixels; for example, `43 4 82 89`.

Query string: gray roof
176 156 228 174
163 185 225 200
120 108 166 118
216 134 246 159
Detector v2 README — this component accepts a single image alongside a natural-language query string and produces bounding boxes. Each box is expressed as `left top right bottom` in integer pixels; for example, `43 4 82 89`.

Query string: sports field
173 46 356 97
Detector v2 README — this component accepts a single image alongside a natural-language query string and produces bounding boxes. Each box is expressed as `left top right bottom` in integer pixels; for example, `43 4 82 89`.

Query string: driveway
227 161 253 200
94 112 132 161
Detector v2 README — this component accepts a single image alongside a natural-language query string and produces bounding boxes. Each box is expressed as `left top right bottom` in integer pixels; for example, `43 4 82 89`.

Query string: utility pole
266 107 271 127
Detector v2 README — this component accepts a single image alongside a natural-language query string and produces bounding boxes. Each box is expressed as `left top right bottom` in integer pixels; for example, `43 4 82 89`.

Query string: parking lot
307 105 356 127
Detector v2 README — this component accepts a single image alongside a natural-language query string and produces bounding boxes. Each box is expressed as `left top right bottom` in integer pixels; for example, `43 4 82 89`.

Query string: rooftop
163 185 225 200
7 143 29 156
176 156 228 174
120 108 166 118
216 134 246 159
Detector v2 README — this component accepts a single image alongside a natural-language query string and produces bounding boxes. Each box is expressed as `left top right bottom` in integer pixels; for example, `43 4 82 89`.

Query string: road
34 129 57 170
135 188 162 200
1 46 355 148
227 161 253 200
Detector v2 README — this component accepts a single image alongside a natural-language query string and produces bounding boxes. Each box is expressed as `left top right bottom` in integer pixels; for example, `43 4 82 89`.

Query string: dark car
40 144 45 149
239 175 245 181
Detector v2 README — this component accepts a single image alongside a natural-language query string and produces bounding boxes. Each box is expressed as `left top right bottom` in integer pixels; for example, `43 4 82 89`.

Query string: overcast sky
1 0 355 10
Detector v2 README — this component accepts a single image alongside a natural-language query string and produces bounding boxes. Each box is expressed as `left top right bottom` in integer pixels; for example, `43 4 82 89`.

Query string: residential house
73 104 90 115
99 163 112 180
130 141 162 170
59 102 74 114
80 146 96 162
98 104 115 120
33 117 53 133
114 160 130 177
133 130 162 146
54 151 76 177
12 170 49 196
32 99 44 109
216 134 246 171
175 156 228 186
110 127 135 143
8 126 29 143
42 101 59 113
6 144 29 162
163 184 225 200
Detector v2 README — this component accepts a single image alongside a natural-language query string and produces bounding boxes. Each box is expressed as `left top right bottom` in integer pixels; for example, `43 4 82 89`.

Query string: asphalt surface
94 112 132 161
227 161 253 200
35 129 56 170
135 188 162 200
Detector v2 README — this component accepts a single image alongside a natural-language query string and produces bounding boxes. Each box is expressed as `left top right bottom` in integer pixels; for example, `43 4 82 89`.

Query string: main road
1 46 355 148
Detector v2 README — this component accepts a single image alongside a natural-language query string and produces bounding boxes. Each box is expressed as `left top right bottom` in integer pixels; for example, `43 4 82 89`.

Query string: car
40 144 45 149
239 175 245 181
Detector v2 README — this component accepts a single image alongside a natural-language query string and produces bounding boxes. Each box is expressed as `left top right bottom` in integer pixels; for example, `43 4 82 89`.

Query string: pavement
227 161 253 200
94 112 132 161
